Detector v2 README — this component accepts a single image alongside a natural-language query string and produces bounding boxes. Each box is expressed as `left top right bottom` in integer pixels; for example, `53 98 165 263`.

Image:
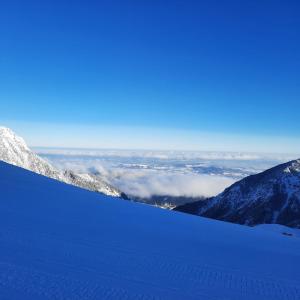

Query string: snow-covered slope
175 159 300 228
255 224 300 238
63 170 126 198
0 161 299 299
0 126 123 197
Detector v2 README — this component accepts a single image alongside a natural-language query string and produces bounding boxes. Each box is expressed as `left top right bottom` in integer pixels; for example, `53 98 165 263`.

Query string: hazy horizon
2 122 300 155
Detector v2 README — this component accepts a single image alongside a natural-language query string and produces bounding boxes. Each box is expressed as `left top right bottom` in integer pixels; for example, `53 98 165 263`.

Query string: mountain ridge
175 159 300 228
0 126 125 198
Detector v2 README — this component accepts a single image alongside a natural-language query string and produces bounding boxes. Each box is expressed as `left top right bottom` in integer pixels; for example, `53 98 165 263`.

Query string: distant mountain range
0 127 126 198
175 159 300 228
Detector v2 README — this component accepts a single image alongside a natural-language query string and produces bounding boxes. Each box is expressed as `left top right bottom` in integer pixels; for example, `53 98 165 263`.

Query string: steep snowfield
0 126 122 197
0 161 300 300
175 159 300 228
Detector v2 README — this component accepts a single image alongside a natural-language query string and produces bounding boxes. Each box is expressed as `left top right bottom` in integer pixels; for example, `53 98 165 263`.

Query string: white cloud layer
38 149 297 198
44 157 236 198
109 170 235 198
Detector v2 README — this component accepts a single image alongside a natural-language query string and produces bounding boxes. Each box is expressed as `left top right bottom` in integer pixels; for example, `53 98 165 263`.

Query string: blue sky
1 1 300 152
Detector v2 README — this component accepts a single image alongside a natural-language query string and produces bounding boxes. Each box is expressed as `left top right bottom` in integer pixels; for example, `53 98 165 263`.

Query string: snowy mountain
0 160 299 299
0 126 124 198
62 170 128 198
175 159 300 228
0 126 65 181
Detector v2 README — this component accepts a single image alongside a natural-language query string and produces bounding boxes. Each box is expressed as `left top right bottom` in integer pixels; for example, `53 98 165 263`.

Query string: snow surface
0 161 300 300
256 224 300 238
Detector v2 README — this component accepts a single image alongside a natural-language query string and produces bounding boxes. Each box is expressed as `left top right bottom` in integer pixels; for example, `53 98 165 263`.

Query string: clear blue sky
1 1 300 152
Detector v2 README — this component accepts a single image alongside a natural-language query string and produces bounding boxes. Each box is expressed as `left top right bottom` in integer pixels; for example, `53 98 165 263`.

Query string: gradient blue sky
1 1 300 152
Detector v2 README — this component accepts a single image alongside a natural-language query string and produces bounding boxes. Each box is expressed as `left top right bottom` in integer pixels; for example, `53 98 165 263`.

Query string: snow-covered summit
176 159 300 228
0 126 123 197
0 126 30 151
284 159 300 173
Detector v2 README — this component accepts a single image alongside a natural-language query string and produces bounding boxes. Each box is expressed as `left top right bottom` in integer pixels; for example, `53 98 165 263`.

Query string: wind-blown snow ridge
0 126 123 197
0 161 299 299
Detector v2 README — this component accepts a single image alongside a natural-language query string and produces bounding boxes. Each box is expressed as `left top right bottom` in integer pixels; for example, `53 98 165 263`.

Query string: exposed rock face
175 159 300 228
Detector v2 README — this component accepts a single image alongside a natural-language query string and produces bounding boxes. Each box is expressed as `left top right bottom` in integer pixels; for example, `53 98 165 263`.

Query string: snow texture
0 161 299 299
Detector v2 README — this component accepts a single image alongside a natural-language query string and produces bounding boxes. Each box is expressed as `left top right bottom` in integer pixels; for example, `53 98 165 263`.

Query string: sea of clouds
35 148 297 198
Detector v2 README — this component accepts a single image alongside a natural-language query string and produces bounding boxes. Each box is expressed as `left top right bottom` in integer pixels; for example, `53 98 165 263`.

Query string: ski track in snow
0 161 300 299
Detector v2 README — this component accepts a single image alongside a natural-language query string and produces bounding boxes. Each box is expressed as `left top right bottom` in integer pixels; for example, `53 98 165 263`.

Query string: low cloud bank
109 170 235 198
45 157 236 198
